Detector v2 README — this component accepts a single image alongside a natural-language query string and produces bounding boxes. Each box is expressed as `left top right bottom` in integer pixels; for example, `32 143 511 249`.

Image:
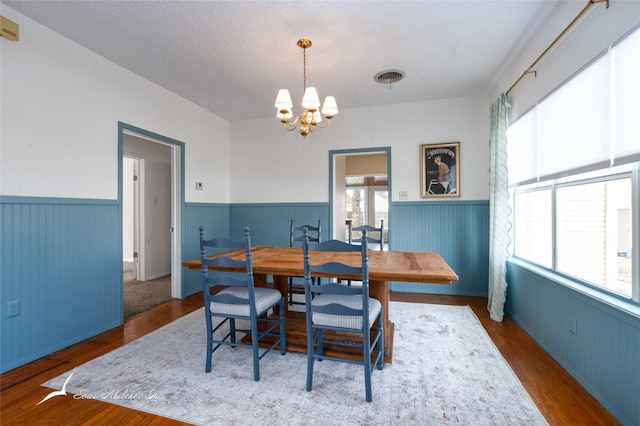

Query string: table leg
369 279 394 363
273 274 289 314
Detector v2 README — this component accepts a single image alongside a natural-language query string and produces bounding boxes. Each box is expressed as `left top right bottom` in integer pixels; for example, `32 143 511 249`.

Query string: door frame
118 122 185 299
329 147 391 243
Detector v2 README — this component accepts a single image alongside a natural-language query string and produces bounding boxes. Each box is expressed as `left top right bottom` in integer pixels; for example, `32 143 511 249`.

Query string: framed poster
421 142 460 198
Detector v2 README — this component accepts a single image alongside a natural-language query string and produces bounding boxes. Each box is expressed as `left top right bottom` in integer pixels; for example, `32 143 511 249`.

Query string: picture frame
421 142 460 198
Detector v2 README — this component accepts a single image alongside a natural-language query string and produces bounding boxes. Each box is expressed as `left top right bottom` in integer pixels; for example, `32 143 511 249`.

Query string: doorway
330 148 391 243
119 122 185 321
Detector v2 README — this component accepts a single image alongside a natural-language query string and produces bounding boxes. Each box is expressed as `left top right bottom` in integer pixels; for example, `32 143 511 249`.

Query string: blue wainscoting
2 198 487 373
506 260 640 426
183 203 230 296
182 202 330 297
229 203 331 246
1 197 122 373
389 200 489 296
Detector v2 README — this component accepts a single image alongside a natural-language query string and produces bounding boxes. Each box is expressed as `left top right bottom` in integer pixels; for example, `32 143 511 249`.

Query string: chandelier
274 39 338 137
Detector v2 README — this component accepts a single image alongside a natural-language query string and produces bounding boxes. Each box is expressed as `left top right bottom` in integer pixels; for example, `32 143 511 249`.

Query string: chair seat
211 287 282 316
311 293 382 329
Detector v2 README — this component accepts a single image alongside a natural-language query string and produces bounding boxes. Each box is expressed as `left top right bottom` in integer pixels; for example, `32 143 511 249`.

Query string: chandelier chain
303 46 307 92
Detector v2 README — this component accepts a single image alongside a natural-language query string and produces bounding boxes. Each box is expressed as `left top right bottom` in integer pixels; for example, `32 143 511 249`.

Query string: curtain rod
505 0 609 96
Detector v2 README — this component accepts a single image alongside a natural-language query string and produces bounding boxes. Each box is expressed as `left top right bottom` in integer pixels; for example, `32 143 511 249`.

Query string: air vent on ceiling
0 15 19 41
374 69 404 85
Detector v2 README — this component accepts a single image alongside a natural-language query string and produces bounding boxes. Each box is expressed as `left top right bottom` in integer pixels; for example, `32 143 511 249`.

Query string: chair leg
205 336 213 373
251 316 260 382
306 319 315 392
288 278 294 305
317 329 324 357
279 299 286 355
377 313 384 370
363 328 373 403
230 318 236 347
205 315 213 373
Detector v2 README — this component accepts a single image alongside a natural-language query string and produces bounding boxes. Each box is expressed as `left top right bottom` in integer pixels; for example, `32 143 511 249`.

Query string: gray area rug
42 302 547 425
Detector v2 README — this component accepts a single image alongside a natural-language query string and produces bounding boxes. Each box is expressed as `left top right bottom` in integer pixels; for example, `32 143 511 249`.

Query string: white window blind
537 54 611 180
508 25 640 185
613 28 640 164
507 109 538 184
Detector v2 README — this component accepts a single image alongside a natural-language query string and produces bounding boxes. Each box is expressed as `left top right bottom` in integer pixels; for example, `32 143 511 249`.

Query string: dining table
183 246 458 363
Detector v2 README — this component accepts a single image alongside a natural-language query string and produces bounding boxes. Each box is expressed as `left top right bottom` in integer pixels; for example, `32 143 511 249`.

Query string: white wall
0 6 230 203
2 6 491 206
490 0 640 120
231 96 491 203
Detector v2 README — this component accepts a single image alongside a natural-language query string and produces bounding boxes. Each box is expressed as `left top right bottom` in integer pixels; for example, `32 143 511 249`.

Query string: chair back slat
211 291 250 305
312 303 363 316
348 219 385 250
308 282 361 295
303 229 369 315
204 255 245 270
291 219 321 246
199 226 255 302
308 262 361 277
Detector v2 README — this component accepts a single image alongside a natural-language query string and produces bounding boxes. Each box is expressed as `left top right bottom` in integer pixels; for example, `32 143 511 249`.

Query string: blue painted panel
1 198 122 373
506 261 640 426
229 203 330 247
389 201 489 296
183 203 230 296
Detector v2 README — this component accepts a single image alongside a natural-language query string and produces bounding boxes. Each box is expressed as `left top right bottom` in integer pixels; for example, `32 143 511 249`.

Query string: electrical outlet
399 191 409 200
6 300 20 318
195 182 203 190
569 316 577 335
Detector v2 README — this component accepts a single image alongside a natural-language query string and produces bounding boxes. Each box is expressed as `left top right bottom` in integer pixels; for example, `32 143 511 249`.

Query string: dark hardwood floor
1 293 618 425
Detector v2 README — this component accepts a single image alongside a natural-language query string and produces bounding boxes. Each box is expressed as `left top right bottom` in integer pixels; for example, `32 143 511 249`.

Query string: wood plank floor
1 293 618 425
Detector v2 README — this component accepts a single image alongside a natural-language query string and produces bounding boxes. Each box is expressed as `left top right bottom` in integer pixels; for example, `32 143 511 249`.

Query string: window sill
507 257 640 322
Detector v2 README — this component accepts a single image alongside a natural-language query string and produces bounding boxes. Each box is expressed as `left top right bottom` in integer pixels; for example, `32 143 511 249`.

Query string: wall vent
1 16 19 41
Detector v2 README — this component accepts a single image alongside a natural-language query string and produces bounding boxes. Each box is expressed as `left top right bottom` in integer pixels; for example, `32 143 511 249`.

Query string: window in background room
347 187 367 234
374 189 389 242
345 176 389 242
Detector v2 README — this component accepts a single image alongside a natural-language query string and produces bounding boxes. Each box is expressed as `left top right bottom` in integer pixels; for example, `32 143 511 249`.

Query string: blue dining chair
288 219 321 305
302 228 384 402
342 219 385 286
199 226 286 381
349 219 385 250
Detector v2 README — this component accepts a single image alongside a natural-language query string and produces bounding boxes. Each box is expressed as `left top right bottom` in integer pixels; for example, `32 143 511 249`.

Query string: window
509 26 639 303
513 167 635 299
513 186 552 268
346 186 389 242
346 187 367 230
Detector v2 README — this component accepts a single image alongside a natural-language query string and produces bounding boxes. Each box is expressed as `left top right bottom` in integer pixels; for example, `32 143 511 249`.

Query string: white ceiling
3 0 563 122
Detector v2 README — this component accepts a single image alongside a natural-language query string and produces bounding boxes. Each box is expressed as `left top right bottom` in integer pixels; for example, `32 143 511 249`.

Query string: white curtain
487 93 511 322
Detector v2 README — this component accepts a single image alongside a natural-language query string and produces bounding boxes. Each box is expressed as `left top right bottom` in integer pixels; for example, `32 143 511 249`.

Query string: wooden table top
183 246 458 284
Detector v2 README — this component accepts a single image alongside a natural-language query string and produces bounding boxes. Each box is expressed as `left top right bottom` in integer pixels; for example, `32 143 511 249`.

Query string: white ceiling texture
3 0 564 121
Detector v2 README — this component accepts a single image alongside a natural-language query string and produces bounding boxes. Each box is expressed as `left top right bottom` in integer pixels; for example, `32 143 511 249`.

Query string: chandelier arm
313 118 332 129
282 115 302 131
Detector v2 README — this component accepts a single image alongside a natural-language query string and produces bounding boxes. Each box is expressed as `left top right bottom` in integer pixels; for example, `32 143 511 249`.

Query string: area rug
42 302 547 425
